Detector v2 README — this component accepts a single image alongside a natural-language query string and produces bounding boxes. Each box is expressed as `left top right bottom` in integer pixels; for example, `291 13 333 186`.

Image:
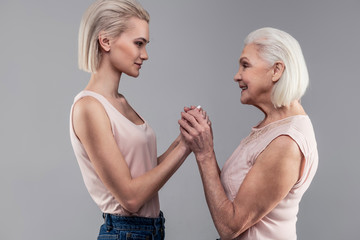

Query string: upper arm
232 135 304 234
72 97 133 206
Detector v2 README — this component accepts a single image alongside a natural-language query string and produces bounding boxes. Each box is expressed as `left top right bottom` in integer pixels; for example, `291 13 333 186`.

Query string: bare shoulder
255 135 303 185
265 135 302 160
73 96 104 118
72 96 111 138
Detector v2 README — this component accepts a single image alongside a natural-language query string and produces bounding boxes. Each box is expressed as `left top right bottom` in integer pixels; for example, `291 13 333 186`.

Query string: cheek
113 41 135 57
110 46 134 67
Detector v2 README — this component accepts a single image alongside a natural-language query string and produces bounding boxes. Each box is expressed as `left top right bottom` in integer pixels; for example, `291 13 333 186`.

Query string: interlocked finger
205 114 211 126
180 112 204 137
182 112 200 127
187 108 209 126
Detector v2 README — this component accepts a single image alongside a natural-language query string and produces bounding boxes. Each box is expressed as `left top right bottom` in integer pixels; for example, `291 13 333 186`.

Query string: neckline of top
252 115 309 131
80 90 147 128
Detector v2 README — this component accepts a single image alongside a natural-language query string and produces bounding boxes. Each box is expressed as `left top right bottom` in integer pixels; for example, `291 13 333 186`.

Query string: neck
85 62 122 99
256 100 306 128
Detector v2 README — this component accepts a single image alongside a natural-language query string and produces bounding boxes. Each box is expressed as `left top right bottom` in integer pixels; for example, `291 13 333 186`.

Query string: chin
240 98 253 106
240 97 247 104
126 71 140 78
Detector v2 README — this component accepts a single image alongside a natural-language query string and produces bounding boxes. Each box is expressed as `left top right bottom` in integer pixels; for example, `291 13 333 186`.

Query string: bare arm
157 134 183 164
73 97 191 213
179 109 303 239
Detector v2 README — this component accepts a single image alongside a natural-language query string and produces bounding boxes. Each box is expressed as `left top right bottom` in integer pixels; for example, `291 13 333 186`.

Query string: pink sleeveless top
69 90 160 217
221 115 318 240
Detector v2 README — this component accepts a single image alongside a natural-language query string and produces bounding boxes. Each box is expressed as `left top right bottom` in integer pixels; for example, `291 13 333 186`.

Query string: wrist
173 135 181 146
178 140 192 155
195 150 215 163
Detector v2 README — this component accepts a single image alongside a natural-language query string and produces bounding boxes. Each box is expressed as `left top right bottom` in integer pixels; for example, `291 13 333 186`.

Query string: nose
141 47 148 61
234 69 241 82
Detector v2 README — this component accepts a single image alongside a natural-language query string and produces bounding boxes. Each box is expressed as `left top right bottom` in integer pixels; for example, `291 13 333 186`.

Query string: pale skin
72 17 190 214
179 43 305 239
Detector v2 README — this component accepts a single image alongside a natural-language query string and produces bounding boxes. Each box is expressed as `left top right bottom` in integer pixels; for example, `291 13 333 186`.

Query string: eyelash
241 63 249 69
135 41 143 47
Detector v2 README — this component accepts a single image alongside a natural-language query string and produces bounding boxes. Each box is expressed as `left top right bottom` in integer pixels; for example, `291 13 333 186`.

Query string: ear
98 31 111 52
272 61 285 83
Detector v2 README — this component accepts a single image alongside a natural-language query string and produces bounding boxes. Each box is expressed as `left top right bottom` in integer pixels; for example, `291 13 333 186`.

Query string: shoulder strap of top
71 90 116 135
74 90 108 106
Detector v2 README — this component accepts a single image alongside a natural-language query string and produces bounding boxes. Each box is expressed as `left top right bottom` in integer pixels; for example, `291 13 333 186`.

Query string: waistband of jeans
103 211 165 227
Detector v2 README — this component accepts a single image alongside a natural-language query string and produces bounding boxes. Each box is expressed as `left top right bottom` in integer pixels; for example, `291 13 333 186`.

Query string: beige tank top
69 90 160 217
221 115 318 239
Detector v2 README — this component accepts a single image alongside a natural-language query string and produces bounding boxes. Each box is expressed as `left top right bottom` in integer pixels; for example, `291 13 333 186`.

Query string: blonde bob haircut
78 0 150 73
244 27 309 108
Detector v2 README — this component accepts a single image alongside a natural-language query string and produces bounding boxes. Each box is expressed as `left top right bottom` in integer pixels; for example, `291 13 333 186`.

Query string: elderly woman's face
234 43 275 106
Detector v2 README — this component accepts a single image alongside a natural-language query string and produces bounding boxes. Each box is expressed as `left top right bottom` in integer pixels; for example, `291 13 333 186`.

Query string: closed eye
242 63 249 68
239 58 250 70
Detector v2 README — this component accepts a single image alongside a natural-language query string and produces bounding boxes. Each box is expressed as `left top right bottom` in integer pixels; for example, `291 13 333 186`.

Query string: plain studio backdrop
1 0 359 239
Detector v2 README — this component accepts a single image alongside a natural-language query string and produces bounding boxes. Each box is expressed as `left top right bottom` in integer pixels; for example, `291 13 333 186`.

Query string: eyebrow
136 37 150 44
239 57 249 64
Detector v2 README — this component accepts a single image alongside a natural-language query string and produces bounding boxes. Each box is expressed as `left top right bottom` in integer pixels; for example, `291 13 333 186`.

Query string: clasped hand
178 106 214 159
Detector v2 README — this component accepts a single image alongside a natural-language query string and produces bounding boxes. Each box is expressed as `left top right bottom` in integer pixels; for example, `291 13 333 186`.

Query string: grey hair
78 0 150 73
244 27 309 108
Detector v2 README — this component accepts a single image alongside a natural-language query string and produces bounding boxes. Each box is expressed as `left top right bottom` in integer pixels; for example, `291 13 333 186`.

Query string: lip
135 63 142 69
239 85 248 90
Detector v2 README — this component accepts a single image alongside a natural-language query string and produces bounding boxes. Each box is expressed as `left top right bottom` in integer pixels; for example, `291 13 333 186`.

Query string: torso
70 90 160 217
221 115 318 239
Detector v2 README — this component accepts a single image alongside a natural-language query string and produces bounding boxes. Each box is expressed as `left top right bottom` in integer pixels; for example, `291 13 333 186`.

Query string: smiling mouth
240 86 248 90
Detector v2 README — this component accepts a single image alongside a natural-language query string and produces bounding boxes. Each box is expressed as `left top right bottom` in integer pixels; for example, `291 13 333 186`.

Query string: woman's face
234 43 275 106
108 17 149 77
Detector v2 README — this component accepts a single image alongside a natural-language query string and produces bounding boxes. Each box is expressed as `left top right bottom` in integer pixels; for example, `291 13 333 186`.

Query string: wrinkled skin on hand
178 106 214 160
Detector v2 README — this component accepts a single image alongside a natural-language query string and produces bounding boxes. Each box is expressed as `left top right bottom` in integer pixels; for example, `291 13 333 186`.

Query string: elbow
115 184 144 214
219 233 241 240
217 218 249 240
219 230 239 240
122 198 143 214
219 228 246 240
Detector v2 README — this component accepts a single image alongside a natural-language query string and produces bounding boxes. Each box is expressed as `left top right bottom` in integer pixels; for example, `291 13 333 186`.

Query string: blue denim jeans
98 211 165 240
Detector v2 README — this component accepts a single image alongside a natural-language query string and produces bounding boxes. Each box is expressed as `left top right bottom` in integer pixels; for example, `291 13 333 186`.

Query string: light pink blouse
221 115 318 240
69 90 160 218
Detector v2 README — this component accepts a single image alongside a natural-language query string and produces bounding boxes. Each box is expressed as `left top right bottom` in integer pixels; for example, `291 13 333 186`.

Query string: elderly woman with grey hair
179 27 318 240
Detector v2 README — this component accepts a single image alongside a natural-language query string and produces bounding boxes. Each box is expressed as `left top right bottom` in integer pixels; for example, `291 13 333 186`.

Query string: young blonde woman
69 1 190 239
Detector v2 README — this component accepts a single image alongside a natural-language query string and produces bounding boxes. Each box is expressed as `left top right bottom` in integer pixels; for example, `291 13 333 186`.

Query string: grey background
1 0 359 239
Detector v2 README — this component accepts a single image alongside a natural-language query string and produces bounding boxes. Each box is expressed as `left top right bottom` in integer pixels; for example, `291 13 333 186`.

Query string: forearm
125 143 190 212
157 134 182 164
196 152 246 239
